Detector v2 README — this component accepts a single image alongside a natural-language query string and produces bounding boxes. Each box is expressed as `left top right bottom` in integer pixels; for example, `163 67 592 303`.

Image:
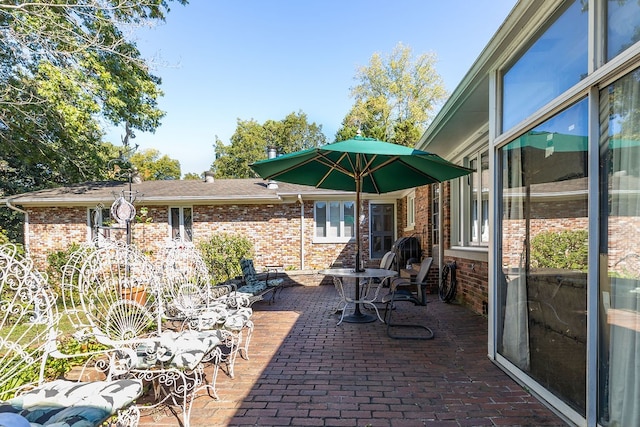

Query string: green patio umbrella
250 134 472 272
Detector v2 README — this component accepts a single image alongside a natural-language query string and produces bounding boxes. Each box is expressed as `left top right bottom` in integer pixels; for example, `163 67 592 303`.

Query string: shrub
46 243 82 296
530 229 588 271
198 234 253 284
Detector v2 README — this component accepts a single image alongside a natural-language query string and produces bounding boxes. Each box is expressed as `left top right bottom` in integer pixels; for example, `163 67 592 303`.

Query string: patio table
319 268 398 323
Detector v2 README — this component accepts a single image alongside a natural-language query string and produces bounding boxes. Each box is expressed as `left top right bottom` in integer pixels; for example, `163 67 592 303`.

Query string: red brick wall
24 201 375 273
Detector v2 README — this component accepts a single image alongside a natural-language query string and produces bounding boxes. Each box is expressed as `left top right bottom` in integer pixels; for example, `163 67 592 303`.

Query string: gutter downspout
297 194 304 270
6 199 29 251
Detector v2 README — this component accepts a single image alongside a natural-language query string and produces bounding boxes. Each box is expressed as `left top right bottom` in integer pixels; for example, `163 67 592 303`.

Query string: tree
0 1 185 242
213 112 326 179
213 119 266 179
336 43 448 146
129 148 181 180
183 172 202 180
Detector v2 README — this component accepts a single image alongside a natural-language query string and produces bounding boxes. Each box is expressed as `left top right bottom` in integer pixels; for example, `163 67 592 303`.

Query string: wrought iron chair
381 256 435 340
159 242 254 374
0 243 143 427
67 243 234 427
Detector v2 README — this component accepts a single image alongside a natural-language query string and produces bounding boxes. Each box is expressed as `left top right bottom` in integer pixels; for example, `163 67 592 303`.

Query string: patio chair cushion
0 412 30 427
237 282 268 295
133 330 221 370
265 278 284 287
239 259 284 289
194 304 253 330
1 379 142 426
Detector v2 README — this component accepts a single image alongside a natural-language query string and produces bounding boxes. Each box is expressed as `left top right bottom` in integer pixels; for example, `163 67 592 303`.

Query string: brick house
3 177 439 280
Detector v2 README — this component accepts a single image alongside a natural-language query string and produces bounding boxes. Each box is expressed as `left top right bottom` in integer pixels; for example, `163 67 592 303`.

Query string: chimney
204 171 214 183
267 146 278 189
131 167 142 183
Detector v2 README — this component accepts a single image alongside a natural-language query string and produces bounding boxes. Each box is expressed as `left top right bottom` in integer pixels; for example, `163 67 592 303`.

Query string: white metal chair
159 243 254 372
361 251 396 299
69 243 233 427
0 243 142 427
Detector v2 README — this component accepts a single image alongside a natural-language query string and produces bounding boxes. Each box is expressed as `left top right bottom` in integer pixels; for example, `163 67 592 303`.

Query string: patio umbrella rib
316 152 355 187
395 159 442 184
262 156 318 180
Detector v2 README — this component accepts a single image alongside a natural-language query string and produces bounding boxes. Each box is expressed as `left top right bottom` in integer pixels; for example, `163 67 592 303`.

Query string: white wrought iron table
319 268 398 323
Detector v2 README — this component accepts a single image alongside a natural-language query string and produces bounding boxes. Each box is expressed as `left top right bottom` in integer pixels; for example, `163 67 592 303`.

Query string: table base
342 312 377 323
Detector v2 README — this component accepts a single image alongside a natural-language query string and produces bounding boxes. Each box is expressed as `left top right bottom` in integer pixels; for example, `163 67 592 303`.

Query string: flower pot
121 285 147 305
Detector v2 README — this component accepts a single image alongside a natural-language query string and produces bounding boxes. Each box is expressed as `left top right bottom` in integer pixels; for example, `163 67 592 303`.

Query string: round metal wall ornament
111 196 136 224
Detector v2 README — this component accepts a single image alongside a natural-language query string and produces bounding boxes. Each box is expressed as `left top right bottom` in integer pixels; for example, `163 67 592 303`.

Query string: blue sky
108 0 516 176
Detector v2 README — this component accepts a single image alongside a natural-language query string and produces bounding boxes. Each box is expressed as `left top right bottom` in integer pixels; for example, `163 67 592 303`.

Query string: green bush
198 234 253 284
530 229 588 271
0 227 9 245
46 243 82 297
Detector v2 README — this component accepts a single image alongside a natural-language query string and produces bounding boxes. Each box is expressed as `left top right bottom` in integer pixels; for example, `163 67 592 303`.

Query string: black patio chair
381 256 434 340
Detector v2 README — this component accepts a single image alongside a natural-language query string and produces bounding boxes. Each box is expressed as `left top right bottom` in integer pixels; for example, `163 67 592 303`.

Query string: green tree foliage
0 1 185 241
213 111 326 179
337 43 448 146
183 172 203 180
129 148 181 180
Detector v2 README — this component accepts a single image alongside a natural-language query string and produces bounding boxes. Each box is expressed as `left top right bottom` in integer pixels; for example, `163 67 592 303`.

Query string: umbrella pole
355 176 364 273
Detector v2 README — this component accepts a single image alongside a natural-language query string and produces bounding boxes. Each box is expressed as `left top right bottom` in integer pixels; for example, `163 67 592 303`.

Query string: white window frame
455 149 490 248
432 184 440 246
88 206 112 242
169 206 193 242
405 192 416 231
313 200 355 243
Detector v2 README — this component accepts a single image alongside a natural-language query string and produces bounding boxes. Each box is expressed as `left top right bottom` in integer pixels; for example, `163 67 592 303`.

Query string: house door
370 203 394 259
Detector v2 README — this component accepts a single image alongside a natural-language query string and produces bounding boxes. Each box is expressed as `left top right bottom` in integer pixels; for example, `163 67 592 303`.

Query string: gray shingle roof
2 178 354 206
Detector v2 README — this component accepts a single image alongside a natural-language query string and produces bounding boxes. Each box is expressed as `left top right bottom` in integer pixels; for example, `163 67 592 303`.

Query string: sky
106 0 517 176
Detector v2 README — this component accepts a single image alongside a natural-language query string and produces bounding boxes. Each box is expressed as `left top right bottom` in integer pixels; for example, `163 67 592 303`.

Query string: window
406 192 415 229
314 201 354 242
170 207 193 242
598 68 640 427
502 0 588 132
457 150 489 247
607 0 640 61
432 184 440 246
89 206 112 241
498 99 588 415
470 151 489 245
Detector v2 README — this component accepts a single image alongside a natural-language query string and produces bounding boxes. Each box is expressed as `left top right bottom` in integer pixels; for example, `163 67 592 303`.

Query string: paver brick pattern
139 282 567 427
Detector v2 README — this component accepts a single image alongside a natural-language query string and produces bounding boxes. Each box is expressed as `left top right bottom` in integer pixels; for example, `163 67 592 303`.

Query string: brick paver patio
139 282 567 427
